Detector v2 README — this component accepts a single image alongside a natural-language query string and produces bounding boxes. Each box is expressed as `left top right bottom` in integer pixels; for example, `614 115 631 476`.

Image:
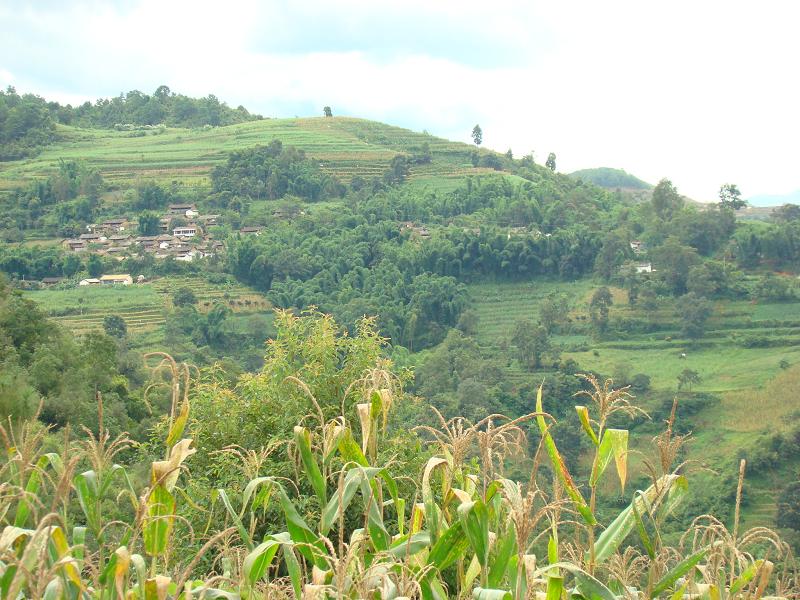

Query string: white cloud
1 0 798 200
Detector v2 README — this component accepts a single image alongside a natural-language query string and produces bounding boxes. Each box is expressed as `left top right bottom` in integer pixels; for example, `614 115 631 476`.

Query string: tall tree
718 183 747 210
323 106 333 117
651 178 684 220
138 211 161 236
679 292 712 340
545 152 557 172
471 124 483 146
590 287 613 333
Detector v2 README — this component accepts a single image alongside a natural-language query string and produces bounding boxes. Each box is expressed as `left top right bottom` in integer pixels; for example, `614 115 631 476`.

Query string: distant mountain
568 167 652 190
747 190 800 207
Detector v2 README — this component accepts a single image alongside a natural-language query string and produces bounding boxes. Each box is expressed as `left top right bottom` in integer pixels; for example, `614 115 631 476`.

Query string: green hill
569 166 652 190
0 116 500 193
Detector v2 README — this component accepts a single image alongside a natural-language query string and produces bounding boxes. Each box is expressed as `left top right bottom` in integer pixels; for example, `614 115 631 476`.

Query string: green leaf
336 426 369 467
217 488 252 550
545 575 564 600
388 531 431 558
536 385 596 526
729 559 764 596
243 538 282 586
651 549 706 597
15 454 59 527
631 491 655 559
472 588 512 600
592 474 685 564
590 429 628 491
487 526 517 589
165 399 189 450
427 520 469 572
294 426 327 507
459 499 490 569
73 470 100 534
143 484 175 557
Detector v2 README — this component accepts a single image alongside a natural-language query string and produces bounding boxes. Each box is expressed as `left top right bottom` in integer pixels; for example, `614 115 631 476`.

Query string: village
61 203 226 263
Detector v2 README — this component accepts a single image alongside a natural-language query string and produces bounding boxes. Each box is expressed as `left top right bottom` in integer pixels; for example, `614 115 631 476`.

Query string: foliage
472 124 483 146
0 86 57 160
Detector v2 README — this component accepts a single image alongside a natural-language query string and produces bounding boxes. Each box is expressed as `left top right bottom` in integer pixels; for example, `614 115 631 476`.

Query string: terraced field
0 117 492 191
24 277 271 336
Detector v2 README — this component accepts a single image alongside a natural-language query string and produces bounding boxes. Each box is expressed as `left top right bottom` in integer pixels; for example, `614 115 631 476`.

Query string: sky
1 0 799 201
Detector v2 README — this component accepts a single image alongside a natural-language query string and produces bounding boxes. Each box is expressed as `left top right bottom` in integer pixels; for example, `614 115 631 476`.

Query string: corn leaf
459 499 490 569
165 399 189 450
73 470 100 534
294 426 327 507
336 427 369 467
487 525 517 589
536 385 596 525
729 558 763 595
631 491 655 559
427 520 469 572
243 538 282 586
545 575 564 600
592 474 685 564
217 488 253 550
575 406 599 446
651 549 706 597
388 531 431 558
143 484 175 557
590 429 628 491
472 588 512 600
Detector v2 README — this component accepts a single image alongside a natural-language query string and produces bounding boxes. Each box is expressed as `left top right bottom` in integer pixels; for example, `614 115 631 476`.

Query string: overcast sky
1 0 798 200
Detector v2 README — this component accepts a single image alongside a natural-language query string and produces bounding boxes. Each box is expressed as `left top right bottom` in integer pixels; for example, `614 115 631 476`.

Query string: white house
79 278 101 286
635 263 654 274
173 226 198 238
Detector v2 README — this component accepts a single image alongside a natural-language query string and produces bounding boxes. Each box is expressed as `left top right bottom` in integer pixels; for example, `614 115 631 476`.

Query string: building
79 278 101 286
167 203 197 216
41 277 63 286
99 274 133 285
173 225 198 238
240 226 264 235
80 233 107 242
630 240 646 253
100 218 129 233
635 263 654 274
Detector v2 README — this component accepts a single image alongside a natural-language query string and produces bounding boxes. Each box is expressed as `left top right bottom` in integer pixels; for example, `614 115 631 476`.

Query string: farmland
0 116 498 192
24 277 271 340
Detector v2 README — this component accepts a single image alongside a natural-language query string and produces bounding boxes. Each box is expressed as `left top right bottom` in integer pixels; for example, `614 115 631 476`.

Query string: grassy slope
468 279 800 526
0 117 496 191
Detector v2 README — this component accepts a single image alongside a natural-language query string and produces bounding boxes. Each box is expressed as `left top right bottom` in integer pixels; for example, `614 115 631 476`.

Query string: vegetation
0 312 796 598
569 168 652 190
0 86 799 571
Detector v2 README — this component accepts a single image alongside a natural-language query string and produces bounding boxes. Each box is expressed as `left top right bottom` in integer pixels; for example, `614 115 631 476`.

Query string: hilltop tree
471 124 482 146
323 106 332 117
719 183 746 210
546 152 557 172
86 254 103 278
651 178 684 220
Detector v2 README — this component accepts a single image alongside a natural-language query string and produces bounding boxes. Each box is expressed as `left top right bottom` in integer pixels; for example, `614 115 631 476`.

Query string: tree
539 292 571 333
103 314 127 338
511 319 552 369
652 237 700 295
679 292 712 340
545 152 556 172
677 368 701 390
686 264 715 298
471 124 482 146
173 287 197 307
323 106 332 117
138 211 161 236
773 203 800 223
718 183 746 210
777 481 800 531
651 178 684 221
590 287 613 333
86 254 103 278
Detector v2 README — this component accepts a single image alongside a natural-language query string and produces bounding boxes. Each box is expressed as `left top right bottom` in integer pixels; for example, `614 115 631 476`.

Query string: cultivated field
0 117 491 191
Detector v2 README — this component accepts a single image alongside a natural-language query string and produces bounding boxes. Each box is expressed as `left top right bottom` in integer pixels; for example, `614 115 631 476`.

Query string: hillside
0 95 798 546
0 117 501 194
569 166 652 190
